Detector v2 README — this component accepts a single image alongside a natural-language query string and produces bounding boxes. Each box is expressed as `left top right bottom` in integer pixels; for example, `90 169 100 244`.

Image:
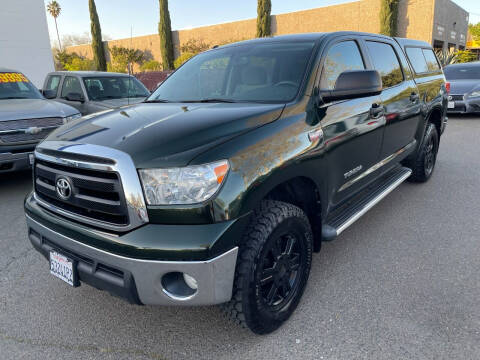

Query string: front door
58 76 89 115
318 39 385 207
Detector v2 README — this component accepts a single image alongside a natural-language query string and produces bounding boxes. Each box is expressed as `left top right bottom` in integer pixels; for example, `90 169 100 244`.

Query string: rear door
317 37 385 206
363 38 422 158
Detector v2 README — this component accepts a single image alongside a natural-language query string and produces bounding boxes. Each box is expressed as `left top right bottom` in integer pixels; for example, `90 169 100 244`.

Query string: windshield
83 76 150 101
0 72 43 100
444 65 480 80
149 41 316 103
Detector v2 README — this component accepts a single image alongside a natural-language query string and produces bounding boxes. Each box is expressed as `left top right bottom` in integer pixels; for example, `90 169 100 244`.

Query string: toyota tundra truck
24 32 447 334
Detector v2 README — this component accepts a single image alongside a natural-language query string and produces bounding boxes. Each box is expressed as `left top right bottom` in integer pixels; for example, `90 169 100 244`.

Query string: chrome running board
322 167 412 240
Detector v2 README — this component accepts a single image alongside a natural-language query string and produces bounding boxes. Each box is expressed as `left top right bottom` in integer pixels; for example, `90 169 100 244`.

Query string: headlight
63 113 82 123
468 91 480 98
139 160 229 205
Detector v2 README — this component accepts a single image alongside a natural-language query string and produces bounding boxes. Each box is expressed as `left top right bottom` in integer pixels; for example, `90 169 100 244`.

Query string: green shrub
108 45 145 73
379 0 399 36
140 60 163 71
174 52 195 69
455 50 477 63
64 57 95 71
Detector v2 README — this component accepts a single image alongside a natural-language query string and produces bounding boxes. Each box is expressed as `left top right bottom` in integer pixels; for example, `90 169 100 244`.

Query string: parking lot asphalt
1 115 479 360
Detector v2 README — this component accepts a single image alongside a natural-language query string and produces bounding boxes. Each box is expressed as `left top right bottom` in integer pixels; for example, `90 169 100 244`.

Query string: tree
469 22 480 41
108 46 146 73
158 0 174 70
47 1 62 51
256 0 271 37
379 0 399 37
88 0 107 71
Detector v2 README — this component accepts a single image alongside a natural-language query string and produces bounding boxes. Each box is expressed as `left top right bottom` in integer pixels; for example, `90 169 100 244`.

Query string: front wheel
406 122 439 182
224 200 313 334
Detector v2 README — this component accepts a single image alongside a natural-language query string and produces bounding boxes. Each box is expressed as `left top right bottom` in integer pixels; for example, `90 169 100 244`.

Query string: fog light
183 273 198 290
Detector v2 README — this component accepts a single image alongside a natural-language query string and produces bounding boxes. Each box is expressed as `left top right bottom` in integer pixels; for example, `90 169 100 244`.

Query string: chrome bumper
26 214 238 306
0 151 31 171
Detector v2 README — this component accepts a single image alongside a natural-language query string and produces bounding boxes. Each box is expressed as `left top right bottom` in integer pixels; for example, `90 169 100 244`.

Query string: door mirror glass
320 70 382 102
65 92 85 102
42 89 57 99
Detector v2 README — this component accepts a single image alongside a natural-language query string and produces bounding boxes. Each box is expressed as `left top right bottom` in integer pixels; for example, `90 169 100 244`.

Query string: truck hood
0 98 78 121
448 79 480 95
89 97 147 109
45 102 285 167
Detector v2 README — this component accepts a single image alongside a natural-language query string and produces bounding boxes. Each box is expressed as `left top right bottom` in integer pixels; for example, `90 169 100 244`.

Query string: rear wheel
224 200 313 334
407 122 439 182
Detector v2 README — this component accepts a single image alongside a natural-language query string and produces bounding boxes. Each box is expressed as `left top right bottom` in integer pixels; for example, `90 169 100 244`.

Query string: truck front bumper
26 213 239 306
0 150 32 173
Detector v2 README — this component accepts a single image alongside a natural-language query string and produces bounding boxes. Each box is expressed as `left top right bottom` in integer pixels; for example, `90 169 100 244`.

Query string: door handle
369 103 384 119
410 92 420 102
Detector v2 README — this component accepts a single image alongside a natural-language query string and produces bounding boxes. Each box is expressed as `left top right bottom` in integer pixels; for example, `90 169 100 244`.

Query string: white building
0 0 54 88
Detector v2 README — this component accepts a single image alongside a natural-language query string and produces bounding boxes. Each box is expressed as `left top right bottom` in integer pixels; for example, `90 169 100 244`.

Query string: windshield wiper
144 99 171 103
0 96 30 99
179 98 237 103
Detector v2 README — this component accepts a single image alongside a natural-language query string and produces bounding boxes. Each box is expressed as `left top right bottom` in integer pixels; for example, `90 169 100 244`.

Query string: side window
405 47 429 73
45 75 61 95
61 76 83 98
422 49 441 71
320 40 365 90
366 41 404 88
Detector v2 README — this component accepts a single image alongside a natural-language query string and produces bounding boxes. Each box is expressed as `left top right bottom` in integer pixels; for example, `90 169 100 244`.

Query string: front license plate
448 101 455 109
49 251 77 286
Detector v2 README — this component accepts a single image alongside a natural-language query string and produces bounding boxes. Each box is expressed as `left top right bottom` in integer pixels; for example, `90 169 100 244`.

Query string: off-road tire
406 122 439 182
223 200 313 334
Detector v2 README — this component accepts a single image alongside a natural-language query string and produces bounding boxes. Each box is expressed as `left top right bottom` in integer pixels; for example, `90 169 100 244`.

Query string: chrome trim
34 141 148 232
26 214 238 306
0 125 58 135
338 140 415 192
336 168 412 235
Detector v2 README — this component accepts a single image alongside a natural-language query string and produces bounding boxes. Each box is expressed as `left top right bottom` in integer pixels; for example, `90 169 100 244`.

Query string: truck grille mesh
34 159 129 227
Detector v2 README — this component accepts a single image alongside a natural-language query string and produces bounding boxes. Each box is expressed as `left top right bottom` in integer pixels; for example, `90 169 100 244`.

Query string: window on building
405 47 429 73
320 41 365 90
366 41 404 88
45 75 61 96
422 49 441 71
61 76 83 98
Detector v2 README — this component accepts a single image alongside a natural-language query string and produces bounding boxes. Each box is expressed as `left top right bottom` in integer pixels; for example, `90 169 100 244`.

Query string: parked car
42 71 151 115
0 68 80 173
443 61 480 113
25 32 447 334
135 71 173 92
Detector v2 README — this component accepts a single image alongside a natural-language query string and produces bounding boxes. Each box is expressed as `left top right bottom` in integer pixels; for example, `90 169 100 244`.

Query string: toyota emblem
56 177 72 200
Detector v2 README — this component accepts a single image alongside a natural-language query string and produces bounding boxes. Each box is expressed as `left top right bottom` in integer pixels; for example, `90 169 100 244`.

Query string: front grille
34 158 129 226
450 94 464 101
0 117 63 144
1 128 55 143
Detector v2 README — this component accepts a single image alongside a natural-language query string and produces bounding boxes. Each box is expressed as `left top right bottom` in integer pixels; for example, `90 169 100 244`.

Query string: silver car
42 71 150 115
0 68 80 173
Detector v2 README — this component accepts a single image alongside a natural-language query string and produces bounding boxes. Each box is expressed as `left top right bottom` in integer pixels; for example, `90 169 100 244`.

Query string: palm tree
47 1 62 50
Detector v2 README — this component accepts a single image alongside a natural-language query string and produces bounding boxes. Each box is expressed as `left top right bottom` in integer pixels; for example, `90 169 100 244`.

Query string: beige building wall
65 0 466 68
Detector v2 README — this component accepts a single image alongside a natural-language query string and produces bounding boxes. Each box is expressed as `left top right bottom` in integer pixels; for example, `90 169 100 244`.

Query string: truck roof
48 71 134 77
394 37 433 49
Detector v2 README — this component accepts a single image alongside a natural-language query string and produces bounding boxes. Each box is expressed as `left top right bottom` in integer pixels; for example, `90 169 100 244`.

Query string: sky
44 0 480 44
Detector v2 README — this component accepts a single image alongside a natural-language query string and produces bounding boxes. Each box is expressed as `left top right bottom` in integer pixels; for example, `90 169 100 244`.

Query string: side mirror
42 89 57 99
65 92 85 103
320 70 382 102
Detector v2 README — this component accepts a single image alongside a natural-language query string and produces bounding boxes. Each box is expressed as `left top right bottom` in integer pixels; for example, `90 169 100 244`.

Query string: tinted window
405 47 429 73
0 72 42 100
150 41 316 102
83 76 149 100
61 76 83 98
366 41 403 88
444 65 480 80
45 75 61 96
422 49 440 71
320 41 365 90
